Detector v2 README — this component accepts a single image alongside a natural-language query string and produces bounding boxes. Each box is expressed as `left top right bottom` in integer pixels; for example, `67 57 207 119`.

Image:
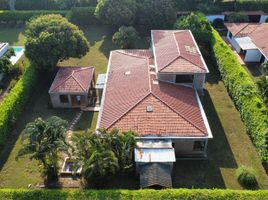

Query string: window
193 141 205 151
59 95 69 103
229 31 233 39
175 75 194 83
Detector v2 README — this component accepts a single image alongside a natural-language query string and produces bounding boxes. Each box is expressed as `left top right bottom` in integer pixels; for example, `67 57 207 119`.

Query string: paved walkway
66 110 83 144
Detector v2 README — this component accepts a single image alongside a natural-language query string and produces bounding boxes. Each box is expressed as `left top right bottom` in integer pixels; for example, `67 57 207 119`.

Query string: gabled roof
49 66 94 93
140 163 172 188
98 50 209 137
225 23 268 58
151 30 208 73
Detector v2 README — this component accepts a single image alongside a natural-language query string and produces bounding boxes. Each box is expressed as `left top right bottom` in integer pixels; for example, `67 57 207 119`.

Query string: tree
256 76 268 105
95 0 136 26
25 14 89 71
112 26 139 49
228 13 249 22
174 12 213 45
16 116 69 181
136 0 176 29
0 49 15 75
261 61 268 74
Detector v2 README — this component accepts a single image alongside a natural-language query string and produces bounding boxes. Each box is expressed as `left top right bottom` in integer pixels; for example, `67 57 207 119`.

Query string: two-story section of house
97 30 212 188
151 30 209 93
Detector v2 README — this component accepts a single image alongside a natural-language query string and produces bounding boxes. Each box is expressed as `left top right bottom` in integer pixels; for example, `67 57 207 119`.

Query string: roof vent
146 105 153 112
125 71 131 75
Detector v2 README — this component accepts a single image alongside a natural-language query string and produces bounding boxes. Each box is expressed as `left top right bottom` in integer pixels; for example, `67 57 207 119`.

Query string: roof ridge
235 23 250 36
71 73 87 92
180 53 206 71
173 31 181 57
151 92 207 135
159 55 180 72
106 92 152 129
115 50 153 59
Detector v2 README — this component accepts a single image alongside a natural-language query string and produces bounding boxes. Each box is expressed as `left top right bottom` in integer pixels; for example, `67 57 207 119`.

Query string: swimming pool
9 46 25 65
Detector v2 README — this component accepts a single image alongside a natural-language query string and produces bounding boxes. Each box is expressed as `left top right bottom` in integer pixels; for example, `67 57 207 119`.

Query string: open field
0 25 267 189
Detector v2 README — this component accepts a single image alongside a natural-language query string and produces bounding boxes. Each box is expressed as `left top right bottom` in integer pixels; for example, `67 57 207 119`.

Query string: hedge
0 10 69 23
67 7 100 25
0 64 37 149
210 28 268 162
0 189 268 200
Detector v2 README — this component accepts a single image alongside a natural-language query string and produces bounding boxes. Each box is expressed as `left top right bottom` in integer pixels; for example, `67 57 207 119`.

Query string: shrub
236 166 258 188
0 49 15 75
0 63 37 149
212 18 224 28
0 189 268 199
0 10 69 24
112 26 139 49
256 76 268 105
67 7 99 25
227 13 249 22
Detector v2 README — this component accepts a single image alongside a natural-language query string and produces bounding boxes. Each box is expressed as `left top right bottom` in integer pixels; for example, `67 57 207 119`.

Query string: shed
140 163 172 189
49 66 96 108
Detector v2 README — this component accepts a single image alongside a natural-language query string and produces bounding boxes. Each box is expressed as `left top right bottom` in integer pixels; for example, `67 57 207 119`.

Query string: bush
0 64 37 149
0 189 268 199
212 18 224 28
112 26 139 49
67 7 99 25
236 166 258 188
210 28 268 163
0 10 69 24
256 76 268 105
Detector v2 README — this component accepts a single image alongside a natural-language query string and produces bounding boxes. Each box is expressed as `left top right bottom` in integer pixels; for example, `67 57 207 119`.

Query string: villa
225 22 268 63
97 30 213 188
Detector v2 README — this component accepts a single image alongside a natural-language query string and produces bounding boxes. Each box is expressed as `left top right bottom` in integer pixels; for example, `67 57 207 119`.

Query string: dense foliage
236 166 258 188
210 28 268 163
112 26 139 49
72 129 136 186
67 7 99 25
256 76 268 105
0 10 69 24
95 0 136 26
174 12 213 45
0 64 37 149
227 13 249 22
16 116 69 181
25 14 89 71
0 189 268 200
0 49 15 75
136 0 176 29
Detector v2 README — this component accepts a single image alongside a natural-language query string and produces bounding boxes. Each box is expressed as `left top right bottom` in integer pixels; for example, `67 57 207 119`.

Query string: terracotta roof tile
49 66 94 93
152 30 208 73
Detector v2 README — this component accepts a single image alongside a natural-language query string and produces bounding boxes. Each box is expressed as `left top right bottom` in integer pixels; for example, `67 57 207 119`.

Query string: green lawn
0 25 267 189
0 27 26 46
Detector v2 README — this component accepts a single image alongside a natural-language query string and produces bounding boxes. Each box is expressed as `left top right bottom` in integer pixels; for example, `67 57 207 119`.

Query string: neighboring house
225 23 268 63
0 43 9 58
49 66 96 108
97 30 212 188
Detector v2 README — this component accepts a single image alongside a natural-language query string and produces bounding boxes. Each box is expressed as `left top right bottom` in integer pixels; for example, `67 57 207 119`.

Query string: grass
0 25 267 189
0 27 26 46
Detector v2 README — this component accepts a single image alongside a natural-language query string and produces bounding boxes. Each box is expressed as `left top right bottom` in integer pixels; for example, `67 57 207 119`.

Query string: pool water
10 46 25 65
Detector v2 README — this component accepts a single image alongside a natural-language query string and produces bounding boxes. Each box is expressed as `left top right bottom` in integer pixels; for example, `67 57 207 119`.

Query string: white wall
206 15 225 23
0 43 9 58
244 49 262 62
193 73 206 91
260 15 268 23
227 31 242 53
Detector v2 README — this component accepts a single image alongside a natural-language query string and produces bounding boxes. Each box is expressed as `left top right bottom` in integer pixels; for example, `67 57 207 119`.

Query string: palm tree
16 116 69 181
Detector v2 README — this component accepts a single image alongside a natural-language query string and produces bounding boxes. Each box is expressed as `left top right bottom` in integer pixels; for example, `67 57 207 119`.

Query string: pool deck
9 46 25 65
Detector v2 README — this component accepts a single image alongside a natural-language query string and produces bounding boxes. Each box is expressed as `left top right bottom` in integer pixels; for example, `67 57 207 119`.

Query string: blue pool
10 46 25 65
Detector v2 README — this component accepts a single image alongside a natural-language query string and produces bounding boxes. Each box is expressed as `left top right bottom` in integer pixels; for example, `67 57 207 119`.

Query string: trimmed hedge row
210 28 268 162
0 189 268 200
67 7 99 25
0 64 37 149
0 10 69 23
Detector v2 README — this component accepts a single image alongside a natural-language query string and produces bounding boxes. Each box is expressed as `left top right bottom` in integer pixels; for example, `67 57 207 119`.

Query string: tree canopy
25 14 89 71
95 0 136 26
136 0 176 29
112 26 139 49
174 12 213 45
16 116 69 181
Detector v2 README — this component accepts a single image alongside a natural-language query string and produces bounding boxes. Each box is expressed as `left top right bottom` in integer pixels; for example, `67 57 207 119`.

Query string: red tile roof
151 30 208 73
49 66 94 93
225 23 268 58
99 50 208 137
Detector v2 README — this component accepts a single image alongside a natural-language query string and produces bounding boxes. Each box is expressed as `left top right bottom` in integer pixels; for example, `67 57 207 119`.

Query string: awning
95 73 106 89
235 37 258 50
140 163 172 188
135 148 176 162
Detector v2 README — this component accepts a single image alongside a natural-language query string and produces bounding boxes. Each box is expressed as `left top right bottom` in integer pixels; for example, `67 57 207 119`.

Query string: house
97 30 212 188
49 66 96 108
225 23 268 63
0 42 9 58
